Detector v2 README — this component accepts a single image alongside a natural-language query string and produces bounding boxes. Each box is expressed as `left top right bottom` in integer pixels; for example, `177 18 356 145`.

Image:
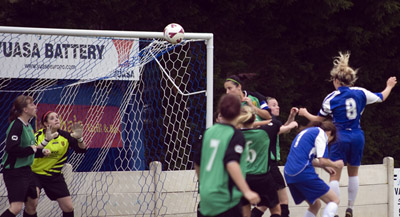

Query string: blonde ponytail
235 106 256 128
330 51 358 86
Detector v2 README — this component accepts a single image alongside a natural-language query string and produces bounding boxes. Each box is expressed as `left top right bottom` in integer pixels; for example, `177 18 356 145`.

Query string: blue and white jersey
318 86 383 130
284 127 328 183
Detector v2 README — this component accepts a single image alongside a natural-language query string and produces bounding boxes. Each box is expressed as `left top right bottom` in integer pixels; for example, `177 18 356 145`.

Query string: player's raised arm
381 76 397 101
298 108 325 122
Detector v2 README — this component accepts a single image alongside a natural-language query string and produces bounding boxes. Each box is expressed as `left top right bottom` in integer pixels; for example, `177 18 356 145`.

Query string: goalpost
0 26 213 216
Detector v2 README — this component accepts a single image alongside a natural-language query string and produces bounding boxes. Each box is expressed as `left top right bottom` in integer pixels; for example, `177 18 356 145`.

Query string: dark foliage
1 0 400 166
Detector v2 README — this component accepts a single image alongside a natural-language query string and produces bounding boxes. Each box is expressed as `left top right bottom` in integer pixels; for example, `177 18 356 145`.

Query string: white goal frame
0 25 214 128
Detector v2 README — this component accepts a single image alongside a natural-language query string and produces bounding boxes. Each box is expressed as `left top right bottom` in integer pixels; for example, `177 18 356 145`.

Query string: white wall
0 158 394 217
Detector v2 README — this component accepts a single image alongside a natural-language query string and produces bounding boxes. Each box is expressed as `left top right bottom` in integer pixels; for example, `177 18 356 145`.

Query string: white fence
0 157 395 217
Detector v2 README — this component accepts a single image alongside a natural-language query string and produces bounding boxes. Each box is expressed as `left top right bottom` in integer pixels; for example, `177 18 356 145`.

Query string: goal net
0 27 213 216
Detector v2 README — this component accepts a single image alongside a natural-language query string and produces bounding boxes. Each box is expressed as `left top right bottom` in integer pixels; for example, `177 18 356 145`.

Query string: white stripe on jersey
350 87 383 104
320 90 341 116
314 128 328 158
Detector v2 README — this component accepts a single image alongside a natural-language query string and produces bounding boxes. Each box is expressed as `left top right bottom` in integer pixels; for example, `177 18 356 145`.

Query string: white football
163 23 185 44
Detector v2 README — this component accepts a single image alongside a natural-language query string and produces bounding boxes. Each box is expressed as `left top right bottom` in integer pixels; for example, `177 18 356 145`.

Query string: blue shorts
287 177 329 205
329 129 365 166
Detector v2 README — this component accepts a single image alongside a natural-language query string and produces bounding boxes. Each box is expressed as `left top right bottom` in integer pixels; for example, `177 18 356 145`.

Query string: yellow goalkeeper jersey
32 128 86 176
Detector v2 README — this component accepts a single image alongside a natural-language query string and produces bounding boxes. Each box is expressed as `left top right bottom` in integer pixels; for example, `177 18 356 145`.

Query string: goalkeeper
27 111 88 217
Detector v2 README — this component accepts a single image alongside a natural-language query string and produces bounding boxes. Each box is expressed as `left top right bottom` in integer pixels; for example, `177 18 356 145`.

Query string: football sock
63 211 74 217
251 208 264 217
329 180 340 198
1 210 16 217
322 202 338 217
281 204 290 217
348 176 359 209
22 211 37 217
304 210 316 217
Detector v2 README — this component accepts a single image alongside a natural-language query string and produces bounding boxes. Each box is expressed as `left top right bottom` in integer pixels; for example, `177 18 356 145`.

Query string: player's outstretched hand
324 166 336 175
298 108 308 117
290 107 299 116
387 76 397 88
42 149 51 156
71 123 83 139
45 125 59 141
243 190 260 205
242 97 253 107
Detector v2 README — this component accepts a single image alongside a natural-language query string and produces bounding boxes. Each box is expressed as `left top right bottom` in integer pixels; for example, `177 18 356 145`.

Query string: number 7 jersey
318 86 383 130
198 123 247 216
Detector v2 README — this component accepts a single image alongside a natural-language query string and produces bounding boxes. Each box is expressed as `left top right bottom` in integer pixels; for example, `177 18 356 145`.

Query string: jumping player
194 94 260 217
284 121 344 217
298 51 397 217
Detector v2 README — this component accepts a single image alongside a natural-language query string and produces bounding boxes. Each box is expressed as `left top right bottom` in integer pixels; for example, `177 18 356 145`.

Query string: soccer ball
163 23 185 44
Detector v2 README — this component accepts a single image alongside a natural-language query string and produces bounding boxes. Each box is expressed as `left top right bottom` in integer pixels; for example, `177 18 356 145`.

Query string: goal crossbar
0 25 214 127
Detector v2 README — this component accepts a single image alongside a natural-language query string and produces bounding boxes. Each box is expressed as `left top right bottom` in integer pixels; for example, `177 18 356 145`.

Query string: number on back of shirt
206 139 220 171
246 141 256 163
345 98 357 120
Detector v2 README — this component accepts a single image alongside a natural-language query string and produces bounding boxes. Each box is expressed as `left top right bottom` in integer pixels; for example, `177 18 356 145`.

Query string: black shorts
198 203 242 217
269 161 287 190
2 166 38 203
241 173 279 208
34 173 70 200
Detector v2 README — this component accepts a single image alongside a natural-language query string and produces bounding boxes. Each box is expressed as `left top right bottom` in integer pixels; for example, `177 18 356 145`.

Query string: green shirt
2 118 36 169
242 120 280 174
198 123 247 216
242 126 270 175
241 93 263 121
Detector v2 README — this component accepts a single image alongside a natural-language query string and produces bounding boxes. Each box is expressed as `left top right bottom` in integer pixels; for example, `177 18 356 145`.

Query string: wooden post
384 157 394 217
150 161 162 217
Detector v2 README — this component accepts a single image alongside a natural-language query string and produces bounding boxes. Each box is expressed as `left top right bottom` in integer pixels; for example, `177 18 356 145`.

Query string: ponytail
8 95 34 122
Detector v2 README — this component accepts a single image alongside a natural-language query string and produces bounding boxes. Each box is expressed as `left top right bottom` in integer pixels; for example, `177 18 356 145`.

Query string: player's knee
310 199 321 211
62 205 74 213
9 202 24 214
25 198 39 212
59 201 74 212
333 197 340 205
58 197 74 212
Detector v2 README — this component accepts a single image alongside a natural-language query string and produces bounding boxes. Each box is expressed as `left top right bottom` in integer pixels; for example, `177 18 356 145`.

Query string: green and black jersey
241 119 281 175
241 92 263 121
32 128 87 176
196 123 247 216
1 118 36 169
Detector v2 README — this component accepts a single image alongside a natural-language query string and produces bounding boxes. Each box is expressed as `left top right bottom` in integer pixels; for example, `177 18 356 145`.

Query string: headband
226 78 241 86
41 111 54 124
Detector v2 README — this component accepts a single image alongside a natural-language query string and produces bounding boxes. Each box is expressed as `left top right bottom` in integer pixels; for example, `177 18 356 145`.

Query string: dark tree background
1 0 400 166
